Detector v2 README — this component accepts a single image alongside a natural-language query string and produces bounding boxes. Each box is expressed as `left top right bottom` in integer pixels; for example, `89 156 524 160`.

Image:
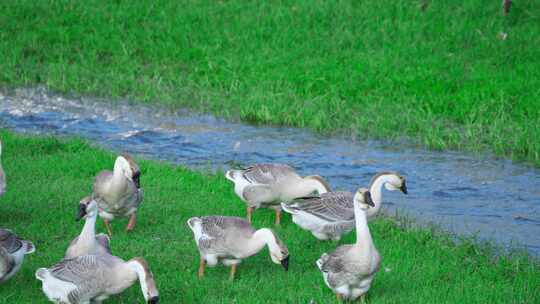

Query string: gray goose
187 216 289 280
65 196 111 259
225 163 331 225
0 228 35 283
36 254 159 304
316 188 381 301
92 154 143 236
282 171 407 240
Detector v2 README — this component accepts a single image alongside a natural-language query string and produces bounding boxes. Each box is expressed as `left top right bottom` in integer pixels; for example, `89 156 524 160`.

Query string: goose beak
148 296 159 304
133 172 141 189
76 204 87 221
365 192 375 207
280 256 289 271
400 183 408 194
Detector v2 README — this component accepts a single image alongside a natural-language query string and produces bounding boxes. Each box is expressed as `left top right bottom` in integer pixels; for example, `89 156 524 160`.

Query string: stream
1 87 539 255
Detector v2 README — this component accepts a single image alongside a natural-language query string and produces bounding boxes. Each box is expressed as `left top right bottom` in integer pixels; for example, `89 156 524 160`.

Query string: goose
0 228 35 283
281 171 407 240
0 140 5 197
65 196 111 259
225 163 331 225
36 254 159 304
92 154 143 236
187 216 289 280
316 188 380 301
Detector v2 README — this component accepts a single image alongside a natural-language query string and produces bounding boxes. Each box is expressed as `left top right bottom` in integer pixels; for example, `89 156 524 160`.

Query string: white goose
36 254 159 304
187 216 289 280
225 163 331 225
0 140 6 197
92 154 143 236
65 196 111 259
281 171 407 240
316 188 380 301
0 228 35 283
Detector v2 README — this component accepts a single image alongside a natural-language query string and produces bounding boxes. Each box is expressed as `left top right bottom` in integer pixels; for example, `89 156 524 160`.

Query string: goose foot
126 213 137 232
198 259 206 279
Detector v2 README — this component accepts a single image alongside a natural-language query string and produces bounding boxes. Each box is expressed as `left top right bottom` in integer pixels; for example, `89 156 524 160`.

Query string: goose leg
229 264 237 281
103 219 113 237
198 259 206 278
274 209 282 226
359 294 366 303
126 212 137 231
246 207 253 223
336 293 343 301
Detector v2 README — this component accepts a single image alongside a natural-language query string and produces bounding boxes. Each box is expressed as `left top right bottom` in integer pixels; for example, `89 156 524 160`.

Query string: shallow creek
1 88 539 254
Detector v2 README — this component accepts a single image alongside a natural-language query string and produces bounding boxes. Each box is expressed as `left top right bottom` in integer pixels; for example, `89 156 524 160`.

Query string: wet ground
1 87 539 254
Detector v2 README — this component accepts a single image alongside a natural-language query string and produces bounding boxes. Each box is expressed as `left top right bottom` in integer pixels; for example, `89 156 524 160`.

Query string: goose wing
0 246 15 279
318 245 356 288
49 255 115 303
283 192 354 222
242 164 297 185
0 229 23 254
197 216 254 253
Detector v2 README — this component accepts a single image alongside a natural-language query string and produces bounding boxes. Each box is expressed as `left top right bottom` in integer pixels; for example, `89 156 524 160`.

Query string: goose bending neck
111 159 129 191
368 174 395 217
126 258 155 301
245 228 277 257
301 176 331 195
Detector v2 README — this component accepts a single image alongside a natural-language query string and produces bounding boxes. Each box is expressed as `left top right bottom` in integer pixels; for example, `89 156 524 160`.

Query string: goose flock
0 138 408 303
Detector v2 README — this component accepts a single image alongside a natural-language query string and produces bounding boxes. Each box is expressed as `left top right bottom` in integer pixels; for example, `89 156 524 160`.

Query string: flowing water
1 87 539 254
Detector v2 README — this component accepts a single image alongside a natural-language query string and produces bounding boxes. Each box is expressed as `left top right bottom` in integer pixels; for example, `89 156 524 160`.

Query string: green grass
0 130 538 303
1 1 539 166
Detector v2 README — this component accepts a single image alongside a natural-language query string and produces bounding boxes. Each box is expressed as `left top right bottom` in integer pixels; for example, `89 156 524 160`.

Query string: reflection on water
1 87 539 254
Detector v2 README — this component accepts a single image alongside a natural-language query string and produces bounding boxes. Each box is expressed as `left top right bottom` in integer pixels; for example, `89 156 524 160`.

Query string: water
1 87 539 254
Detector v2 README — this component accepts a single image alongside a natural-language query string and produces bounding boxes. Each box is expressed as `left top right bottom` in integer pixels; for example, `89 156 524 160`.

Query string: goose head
76 196 98 221
114 154 141 188
370 171 408 194
354 188 375 210
266 230 290 271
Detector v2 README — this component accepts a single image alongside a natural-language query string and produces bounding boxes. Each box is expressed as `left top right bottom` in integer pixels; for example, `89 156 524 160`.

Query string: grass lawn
0 130 538 303
0 1 539 166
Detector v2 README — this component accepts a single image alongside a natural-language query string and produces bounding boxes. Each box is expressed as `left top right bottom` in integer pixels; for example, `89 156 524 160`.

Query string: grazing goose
0 140 5 197
65 196 111 259
187 216 289 280
316 188 380 301
0 228 35 283
93 154 143 236
281 171 407 240
36 254 159 304
225 164 331 225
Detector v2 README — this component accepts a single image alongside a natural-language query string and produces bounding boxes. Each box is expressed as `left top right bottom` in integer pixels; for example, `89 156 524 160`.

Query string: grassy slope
0 130 538 303
0 1 539 166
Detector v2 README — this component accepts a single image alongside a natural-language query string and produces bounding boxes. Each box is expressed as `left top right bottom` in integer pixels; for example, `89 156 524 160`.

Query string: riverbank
1 1 539 167
0 130 538 303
